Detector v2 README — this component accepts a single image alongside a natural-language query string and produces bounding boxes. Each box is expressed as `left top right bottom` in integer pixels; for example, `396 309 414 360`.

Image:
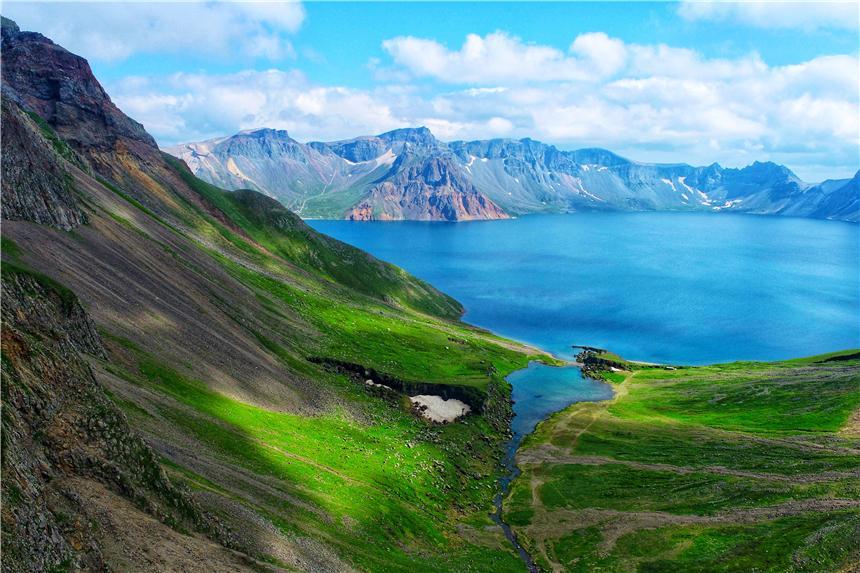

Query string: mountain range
168 128 859 223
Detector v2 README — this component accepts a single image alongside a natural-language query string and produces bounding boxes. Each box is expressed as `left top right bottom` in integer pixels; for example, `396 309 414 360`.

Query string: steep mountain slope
1 18 540 572
1 254 247 573
172 129 859 223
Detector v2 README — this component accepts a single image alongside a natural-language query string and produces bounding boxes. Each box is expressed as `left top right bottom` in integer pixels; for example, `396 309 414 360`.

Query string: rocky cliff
169 126 509 222
346 152 509 221
1 16 155 162
1 265 240 572
0 97 87 230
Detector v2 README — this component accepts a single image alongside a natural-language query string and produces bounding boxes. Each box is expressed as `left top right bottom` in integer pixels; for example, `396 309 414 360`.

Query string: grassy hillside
504 351 860 572
2 89 542 572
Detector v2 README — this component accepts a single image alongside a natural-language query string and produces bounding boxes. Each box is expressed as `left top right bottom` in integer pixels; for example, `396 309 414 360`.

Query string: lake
313 211 858 437
311 212 859 366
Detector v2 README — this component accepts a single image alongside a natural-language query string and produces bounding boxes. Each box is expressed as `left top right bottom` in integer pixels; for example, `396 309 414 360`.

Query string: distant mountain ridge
168 128 859 222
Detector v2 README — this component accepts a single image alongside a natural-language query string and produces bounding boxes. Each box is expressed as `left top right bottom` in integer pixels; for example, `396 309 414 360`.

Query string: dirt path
841 406 860 438
510 369 860 567
525 498 860 553
517 444 860 484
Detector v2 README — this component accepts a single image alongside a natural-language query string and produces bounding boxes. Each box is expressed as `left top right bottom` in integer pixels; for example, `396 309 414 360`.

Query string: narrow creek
492 362 613 572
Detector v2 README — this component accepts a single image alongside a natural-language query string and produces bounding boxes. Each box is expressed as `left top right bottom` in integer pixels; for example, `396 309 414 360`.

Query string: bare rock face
1 16 156 154
0 269 233 572
1 97 87 230
347 154 509 221
0 17 224 221
170 126 513 221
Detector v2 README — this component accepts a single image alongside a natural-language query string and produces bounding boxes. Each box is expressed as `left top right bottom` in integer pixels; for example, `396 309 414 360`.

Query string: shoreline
491 353 614 572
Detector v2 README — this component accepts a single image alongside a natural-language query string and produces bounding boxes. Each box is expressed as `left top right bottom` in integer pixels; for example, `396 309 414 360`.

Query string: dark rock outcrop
346 153 509 221
1 16 156 154
0 16 181 218
1 268 235 572
0 97 87 230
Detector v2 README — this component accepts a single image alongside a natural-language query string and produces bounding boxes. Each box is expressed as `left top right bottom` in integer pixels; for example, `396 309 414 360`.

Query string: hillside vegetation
0 18 540 572
505 351 860 572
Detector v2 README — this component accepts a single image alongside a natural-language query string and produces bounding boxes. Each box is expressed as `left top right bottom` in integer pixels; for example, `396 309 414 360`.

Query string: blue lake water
313 211 859 438
311 212 859 366
505 364 613 440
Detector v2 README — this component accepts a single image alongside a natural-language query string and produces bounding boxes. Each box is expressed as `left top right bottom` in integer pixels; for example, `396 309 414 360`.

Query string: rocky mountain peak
570 148 631 167
733 160 801 184
379 126 437 147
1 18 156 154
1 15 19 34
237 127 293 141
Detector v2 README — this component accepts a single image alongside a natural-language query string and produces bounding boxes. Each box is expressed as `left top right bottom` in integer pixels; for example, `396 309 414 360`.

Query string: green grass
109 348 524 572
163 154 462 319
3 120 541 571
1 236 22 259
210 248 527 390
507 352 860 572
613 360 860 434
545 512 859 573
537 464 858 515
80 153 538 569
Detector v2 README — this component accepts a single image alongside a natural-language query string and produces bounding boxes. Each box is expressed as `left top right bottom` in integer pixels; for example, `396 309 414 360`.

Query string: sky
4 1 859 181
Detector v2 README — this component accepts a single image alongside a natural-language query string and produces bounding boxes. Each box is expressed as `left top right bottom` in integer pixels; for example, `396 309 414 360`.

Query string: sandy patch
410 395 471 423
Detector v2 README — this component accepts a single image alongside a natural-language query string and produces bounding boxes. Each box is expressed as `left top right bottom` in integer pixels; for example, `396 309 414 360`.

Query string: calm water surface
311 212 859 365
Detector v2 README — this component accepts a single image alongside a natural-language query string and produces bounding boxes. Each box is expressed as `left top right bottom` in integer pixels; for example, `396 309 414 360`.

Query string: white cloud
3 1 305 62
381 30 774 84
111 70 403 143
678 1 859 31
382 31 626 84
570 33 627 77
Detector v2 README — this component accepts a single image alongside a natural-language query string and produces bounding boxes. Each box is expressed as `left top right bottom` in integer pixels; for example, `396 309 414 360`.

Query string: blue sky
5 1 859 180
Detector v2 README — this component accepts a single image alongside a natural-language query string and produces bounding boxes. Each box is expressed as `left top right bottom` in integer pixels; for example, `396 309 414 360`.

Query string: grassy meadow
505 350 860 572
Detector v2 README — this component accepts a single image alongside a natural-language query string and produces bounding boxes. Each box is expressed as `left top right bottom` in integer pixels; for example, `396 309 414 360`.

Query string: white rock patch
410 395 471 423
365 379 391 390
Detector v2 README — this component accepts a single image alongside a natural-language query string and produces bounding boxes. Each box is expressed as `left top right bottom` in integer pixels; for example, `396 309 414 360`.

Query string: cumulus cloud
3 1 305 62
678 1 859 31
110 70 404 143
111 31 858 181
381 31 627 84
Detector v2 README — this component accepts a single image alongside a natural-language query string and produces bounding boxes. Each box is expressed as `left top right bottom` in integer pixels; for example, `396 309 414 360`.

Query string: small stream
492 362 613 572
